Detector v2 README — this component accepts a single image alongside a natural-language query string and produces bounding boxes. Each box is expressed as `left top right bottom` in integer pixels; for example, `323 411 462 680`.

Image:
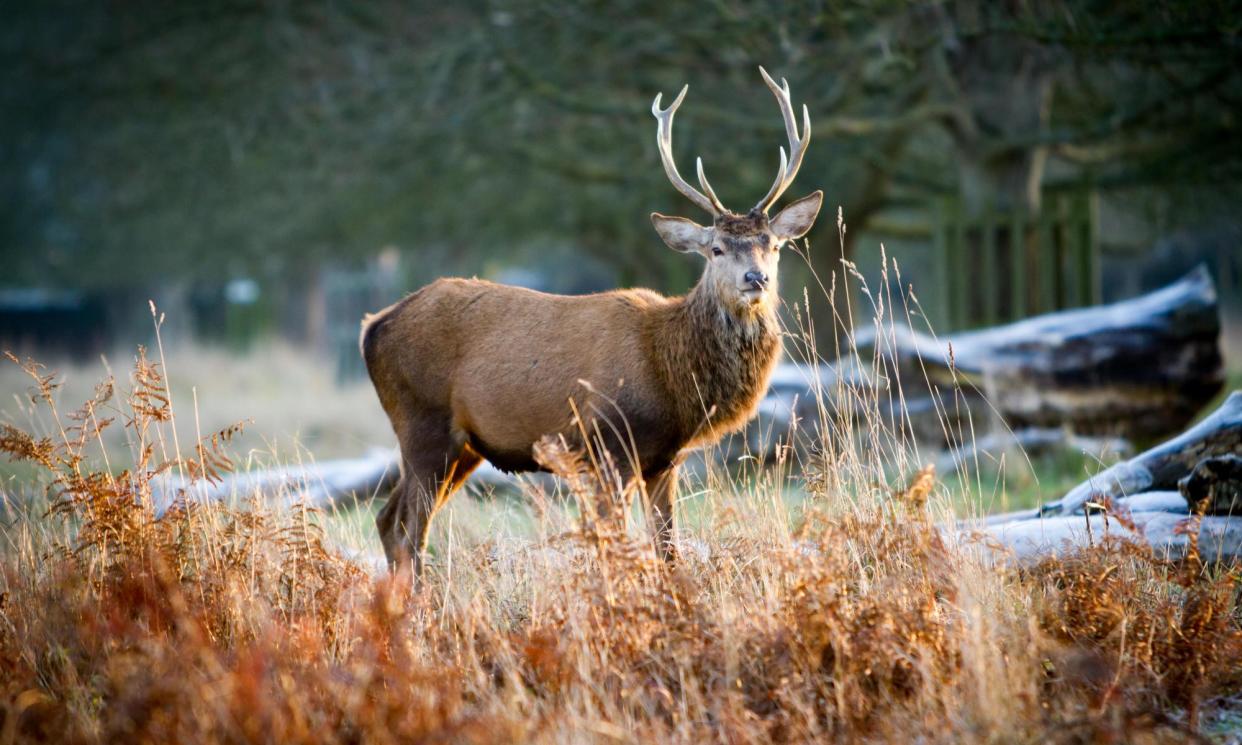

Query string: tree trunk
947 1 1055 219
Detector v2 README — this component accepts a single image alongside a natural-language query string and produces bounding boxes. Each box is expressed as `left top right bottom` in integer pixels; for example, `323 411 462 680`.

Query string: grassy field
1 314 1239 743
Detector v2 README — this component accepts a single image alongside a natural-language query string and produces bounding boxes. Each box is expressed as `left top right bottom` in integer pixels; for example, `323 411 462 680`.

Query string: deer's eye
711 247 724 257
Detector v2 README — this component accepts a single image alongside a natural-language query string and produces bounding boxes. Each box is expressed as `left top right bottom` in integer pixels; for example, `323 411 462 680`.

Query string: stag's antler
652 85 727 217
753 66 811 214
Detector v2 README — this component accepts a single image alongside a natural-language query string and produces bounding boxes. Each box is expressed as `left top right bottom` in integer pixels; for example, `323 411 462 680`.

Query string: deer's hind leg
376 415 481 575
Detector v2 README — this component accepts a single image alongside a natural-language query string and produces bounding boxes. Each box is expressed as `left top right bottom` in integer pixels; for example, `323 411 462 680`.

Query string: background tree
2 0 1238 297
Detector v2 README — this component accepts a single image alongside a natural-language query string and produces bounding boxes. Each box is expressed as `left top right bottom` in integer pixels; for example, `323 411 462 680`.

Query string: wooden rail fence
934 191 1099 330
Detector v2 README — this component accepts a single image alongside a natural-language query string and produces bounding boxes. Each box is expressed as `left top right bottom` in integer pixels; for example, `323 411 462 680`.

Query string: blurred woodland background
2 0 1240 377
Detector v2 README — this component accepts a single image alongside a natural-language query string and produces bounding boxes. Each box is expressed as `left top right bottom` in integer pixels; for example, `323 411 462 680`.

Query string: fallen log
970 392 1242 563
159 391 1234 517
850 265 1224 445
975 511 1242 563
972 392 1240 524
1041 391 1242 516
153 448 401 512
153 449 546 512
1115 490 1189 514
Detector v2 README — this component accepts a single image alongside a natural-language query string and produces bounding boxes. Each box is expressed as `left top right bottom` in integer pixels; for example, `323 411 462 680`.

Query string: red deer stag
361 67 822 573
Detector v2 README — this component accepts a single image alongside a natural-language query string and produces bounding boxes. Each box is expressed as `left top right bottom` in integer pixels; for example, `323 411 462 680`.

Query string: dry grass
0 340 389 478
1 337 1240 743
1 252 1240 743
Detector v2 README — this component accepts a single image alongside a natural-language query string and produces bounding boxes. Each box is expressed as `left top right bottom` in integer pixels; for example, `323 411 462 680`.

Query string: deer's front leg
646 463 680 561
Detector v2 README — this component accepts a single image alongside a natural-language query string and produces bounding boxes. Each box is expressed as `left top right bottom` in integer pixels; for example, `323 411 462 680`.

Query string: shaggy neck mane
651 277 781 443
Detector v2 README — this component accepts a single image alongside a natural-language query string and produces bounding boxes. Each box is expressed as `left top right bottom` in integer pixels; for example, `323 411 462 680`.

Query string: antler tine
754 66 812 214
652 85 726 217
695 157 725 215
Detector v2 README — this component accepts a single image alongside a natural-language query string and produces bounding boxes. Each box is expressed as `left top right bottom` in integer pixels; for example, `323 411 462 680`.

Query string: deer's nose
744 270 769 289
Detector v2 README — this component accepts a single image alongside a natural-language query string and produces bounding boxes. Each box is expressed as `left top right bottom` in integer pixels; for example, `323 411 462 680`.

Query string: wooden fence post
1009 212 1027 320
980 213 998 326
1077 190 1101 306
950 199 968 329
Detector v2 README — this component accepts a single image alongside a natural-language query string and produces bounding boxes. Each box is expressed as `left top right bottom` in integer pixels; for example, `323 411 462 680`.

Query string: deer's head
650 68 823 315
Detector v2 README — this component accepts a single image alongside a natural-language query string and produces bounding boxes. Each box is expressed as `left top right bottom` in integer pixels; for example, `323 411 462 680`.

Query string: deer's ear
651 213 713 255
770 190 824 241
